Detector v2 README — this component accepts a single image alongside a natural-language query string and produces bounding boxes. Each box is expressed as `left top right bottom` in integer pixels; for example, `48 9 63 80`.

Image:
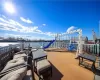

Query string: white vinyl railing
82 44 100 56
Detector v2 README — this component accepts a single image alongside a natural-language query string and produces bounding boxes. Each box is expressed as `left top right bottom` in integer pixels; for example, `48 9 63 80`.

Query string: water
0 42 19 47
0 41 78 48
0 42 51 48
0 41 78 54
23 42 50 48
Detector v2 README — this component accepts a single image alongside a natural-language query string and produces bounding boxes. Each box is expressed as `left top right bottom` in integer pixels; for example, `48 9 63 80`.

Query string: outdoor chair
0 66 27 80
29 48 52 80
34 59 52 80
94 74 100 80
94 57 100 80
0 50 35 80
13 51 27 61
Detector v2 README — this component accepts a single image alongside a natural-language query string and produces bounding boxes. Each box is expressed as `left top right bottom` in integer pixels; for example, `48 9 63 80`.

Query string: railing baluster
99 44 100 57
96 44 97 56
0 43 21 71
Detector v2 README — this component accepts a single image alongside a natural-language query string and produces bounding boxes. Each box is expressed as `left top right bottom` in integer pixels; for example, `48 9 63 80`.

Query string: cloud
0 16 78 39
20 17 33 24
0 17 40 33
2 15 6 18
66 26 76 33
42 24 46 26
45 32 55 36
0 15 79 40
0 15 55 39
4 33 54 40
0 17 8 23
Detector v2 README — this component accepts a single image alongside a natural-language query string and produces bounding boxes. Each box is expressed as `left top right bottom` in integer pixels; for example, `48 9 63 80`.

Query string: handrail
0 43 21 71
82 44 100 56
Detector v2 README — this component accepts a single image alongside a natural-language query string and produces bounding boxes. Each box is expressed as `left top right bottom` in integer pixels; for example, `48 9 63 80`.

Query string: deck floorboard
46 51 94 80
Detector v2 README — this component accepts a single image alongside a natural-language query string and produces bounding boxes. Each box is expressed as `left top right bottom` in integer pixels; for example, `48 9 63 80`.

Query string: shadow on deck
50 63 63 80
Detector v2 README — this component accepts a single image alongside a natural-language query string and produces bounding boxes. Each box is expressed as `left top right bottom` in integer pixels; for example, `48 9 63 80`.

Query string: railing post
96 44 97 56
98 44 100 67
92 45 94 55
86 45 87 52
99 44 100 57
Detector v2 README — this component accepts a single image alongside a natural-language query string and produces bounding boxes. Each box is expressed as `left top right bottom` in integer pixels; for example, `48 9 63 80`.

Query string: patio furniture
0 66 27 80
0 56 28 78
34 59 52 80
0 50 35 80
31 48 52 80
32 49 47 61
79 53 96 71
94 74 100 80
94 57 100 80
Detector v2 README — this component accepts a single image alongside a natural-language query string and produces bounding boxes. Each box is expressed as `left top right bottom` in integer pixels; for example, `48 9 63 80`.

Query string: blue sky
0 0 100 40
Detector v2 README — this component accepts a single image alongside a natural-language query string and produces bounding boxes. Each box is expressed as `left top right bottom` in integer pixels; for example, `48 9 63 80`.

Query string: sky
0 0 100 40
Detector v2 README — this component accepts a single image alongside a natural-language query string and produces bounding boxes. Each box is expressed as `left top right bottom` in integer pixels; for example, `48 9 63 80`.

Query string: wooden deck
46 51 94 80
0 48 94 80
